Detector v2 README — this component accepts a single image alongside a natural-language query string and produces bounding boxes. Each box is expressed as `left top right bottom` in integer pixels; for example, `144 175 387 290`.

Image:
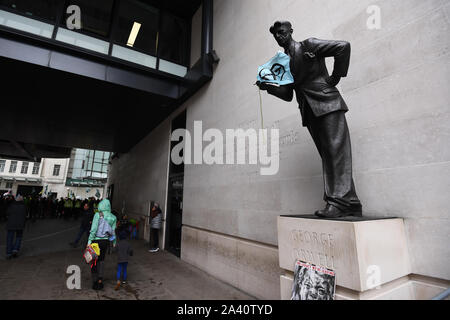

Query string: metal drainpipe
201 0 213 73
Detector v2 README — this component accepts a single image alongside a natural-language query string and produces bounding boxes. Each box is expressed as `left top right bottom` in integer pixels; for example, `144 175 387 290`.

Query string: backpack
96 212 115 240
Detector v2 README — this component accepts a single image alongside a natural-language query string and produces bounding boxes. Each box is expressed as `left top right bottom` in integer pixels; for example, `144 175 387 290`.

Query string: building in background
0 158 69 197
65 149 110 199
0 149 110 199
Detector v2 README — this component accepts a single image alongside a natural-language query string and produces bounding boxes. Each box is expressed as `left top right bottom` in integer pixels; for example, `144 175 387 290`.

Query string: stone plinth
278 215 412 298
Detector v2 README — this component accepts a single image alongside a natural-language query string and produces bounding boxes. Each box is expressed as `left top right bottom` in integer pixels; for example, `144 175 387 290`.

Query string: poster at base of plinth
291 260 336 300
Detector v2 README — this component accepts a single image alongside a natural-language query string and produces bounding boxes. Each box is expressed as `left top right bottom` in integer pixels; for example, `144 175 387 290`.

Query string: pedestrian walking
5 195 27 259
87 198 117 290
70 201 94 248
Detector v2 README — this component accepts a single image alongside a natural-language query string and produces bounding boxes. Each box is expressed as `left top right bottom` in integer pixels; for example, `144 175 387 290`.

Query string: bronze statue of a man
257 21 362 218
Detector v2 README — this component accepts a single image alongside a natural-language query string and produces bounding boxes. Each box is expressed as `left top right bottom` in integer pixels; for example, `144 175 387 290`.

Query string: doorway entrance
17 185 43 197
165 110 186 257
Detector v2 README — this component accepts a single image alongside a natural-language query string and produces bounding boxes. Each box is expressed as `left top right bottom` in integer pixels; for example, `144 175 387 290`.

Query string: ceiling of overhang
0 139 72 161
0 55 178 156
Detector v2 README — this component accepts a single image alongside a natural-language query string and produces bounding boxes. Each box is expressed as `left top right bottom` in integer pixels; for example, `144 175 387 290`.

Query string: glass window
158 12 188 65
0 8 54 37
112 1 159 56
32 162 40 175
94 151 103 161
111 44 156 68
93 162 102 172
20 161 29 174
158 59 187 77
55 27 110 54
0 0 60 22
5 181 13 189
53 164 61 176
87 157 93 171
62 0 114 38
9 160 17 173
0 160 5 172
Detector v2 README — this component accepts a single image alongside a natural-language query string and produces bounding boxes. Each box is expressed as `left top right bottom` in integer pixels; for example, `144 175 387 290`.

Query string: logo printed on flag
257 51 294 86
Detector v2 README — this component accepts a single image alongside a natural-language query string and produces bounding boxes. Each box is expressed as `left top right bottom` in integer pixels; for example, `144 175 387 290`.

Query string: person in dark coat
0 196 7 222
69 201 94 248
257 21 362 218
5 195 27 259
117 214 130 237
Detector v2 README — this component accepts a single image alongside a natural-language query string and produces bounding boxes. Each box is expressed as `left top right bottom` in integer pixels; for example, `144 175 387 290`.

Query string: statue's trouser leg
305 107 361 211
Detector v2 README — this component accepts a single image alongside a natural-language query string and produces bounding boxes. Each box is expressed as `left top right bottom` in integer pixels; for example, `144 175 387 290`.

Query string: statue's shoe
350 203 363 217
315 204 362 218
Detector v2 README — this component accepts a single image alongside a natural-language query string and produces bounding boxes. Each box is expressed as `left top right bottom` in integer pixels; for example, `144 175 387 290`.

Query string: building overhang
0 139 72 162
0 0 214 156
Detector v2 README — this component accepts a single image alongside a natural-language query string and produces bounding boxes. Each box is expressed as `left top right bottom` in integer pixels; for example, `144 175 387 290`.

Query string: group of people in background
0 194 102 222
0 191 104 259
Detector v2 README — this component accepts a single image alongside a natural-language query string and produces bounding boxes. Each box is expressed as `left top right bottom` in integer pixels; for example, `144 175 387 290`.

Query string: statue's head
269 21 293 47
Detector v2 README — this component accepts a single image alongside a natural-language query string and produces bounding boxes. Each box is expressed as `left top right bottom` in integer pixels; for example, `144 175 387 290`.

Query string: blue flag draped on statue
257 51 294 86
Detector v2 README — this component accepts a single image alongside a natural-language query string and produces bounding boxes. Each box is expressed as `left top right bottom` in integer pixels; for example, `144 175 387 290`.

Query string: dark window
53 164 61 176
20 161 29 174
158 12 188 65
9 161 17 173
0 0 60 21
32 162 40 175
62 0 114 38
112 0 159 56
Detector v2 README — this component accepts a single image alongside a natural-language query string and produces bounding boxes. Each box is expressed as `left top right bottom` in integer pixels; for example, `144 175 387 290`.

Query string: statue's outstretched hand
256 81 271 91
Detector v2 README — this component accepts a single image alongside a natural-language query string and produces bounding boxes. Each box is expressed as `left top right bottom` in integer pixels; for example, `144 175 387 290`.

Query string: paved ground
0 219 254 300
0 218 81 259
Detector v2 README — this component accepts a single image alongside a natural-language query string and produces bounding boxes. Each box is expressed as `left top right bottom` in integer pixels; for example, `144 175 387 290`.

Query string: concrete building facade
107 0 450 299
0 158 70 198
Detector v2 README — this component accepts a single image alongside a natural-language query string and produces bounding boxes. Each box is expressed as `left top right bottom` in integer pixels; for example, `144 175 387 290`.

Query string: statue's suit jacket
288 38 351 126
